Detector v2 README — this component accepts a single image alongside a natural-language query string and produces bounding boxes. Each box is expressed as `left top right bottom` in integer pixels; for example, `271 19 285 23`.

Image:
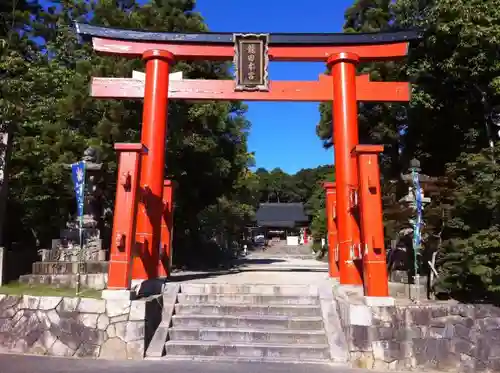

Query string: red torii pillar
104 144 175 297
106 144 144 292
353 145 390 299
132 50 174 282
323 182 339 278
328 52 363 286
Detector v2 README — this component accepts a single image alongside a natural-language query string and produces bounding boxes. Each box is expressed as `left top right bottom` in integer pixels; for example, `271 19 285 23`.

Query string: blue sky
194 0 353 174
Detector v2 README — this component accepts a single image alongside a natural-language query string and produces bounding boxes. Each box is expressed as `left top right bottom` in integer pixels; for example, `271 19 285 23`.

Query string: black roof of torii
75 23 423 46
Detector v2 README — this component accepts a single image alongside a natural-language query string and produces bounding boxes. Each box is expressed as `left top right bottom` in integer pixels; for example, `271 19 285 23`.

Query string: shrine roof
75 23 423 46
255 203 309 228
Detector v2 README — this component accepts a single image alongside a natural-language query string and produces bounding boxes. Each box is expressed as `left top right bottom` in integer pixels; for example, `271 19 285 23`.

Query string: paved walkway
169 243 329 285
0 354 366 373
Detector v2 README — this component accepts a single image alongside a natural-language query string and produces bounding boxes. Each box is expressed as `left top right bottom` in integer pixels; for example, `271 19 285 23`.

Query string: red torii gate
76 23 421 301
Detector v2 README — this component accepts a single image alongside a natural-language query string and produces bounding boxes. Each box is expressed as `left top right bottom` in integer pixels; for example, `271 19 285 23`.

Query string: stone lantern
24 148 109 289
43 147 106 262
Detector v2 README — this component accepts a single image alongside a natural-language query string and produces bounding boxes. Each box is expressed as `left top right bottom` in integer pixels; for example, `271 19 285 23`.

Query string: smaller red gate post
158 180 175 278
353 145 393 305
328 52 363 286
103 143 144 299
323 182 340 278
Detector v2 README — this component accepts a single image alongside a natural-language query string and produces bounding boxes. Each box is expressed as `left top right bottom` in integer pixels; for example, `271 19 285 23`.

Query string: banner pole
76 213 82 296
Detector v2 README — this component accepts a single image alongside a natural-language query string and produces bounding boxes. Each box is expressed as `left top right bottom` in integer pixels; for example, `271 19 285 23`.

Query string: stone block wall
32 261 109 275
18 273 107 290
337 298 500 372
0 294 161 359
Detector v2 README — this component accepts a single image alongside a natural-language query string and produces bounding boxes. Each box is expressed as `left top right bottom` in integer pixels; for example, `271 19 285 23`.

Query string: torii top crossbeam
76 23 422 102
76 23 421 62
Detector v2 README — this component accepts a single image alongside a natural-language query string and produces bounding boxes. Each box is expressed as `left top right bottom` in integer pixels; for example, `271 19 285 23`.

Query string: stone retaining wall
338 298 500 372
0 294 162 359
19 273 107 290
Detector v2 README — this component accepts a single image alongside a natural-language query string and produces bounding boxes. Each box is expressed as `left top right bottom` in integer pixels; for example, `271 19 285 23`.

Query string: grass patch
0 282 102 298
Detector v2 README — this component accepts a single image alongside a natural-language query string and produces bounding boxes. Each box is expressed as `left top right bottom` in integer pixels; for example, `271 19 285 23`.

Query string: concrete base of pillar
101 289 136 300
363 295 395 307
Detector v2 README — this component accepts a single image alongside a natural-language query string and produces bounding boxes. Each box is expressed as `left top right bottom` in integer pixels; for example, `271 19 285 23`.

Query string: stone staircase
252 241 315 259
164 283 331 362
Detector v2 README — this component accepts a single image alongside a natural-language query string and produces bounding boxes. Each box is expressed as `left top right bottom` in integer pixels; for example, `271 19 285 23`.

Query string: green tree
317 0 404 179
394 0 500 301
318 0 500 181
251 164 334 248
4 0 254 268
436 227 500 303
434 145 500 302
317 0 500 302
316 0 410 248
394 0 500 174
254 165 333 205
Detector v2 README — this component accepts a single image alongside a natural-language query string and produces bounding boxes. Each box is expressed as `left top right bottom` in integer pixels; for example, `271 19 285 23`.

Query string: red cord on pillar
158 180 175 278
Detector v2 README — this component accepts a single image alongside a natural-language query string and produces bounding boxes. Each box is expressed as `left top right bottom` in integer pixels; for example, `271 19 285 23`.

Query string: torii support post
158 179 175 278
104 143 144 297
132 50 174 281
328 52 363 286
353 145 391 302
323 182 339 278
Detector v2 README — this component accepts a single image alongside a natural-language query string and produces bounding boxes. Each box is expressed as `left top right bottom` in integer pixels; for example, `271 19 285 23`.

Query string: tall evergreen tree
3 0 254 268
317 0 405 180
317 0 500 301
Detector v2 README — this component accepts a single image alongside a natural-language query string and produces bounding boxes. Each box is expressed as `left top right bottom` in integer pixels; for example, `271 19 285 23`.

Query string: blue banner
412 169 423 249
71 161 86 219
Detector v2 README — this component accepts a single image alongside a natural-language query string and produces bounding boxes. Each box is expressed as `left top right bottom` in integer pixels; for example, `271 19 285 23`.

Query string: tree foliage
2 0 254 267
323 0 500 302
252 165 334 242
433 145 500 301
2 0 336 270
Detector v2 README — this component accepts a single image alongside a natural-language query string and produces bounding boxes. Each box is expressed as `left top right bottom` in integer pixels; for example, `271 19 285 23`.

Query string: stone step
180 283 318 296
243 254 316 260
177 293 320 305
174 304 321 317
235 265 327 273
171 314 324 330
168 327 328 344
162 355 330 364
164 340 330 361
